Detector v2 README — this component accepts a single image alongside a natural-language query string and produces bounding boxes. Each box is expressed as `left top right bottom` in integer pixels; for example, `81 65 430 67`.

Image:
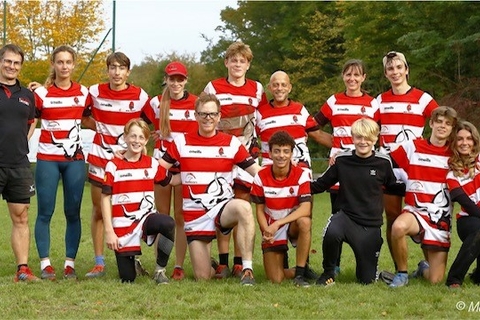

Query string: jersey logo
188 173 233 210
129 101 134 110
414 188 451 230
370 169 377 176
19 97 30 106
74 97 80 104
50 120 82 159
185 110 191 119
122 195 154 221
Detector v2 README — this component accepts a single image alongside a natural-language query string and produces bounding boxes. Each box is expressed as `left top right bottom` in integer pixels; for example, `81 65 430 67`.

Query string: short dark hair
0 44 24 64
268 131 295 151
106 52 130 70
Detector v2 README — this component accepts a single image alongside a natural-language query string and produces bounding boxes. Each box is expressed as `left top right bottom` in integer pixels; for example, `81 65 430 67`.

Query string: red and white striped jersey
390 139 452 226
446 170 480 219
163 131 253 238
34 82 91 161
143 92 198 159
87 83 149 168
102 154 163 254
204 78 267 152
251 164 312 220
315 92 380 157
256 100 319 166
377 88 438 150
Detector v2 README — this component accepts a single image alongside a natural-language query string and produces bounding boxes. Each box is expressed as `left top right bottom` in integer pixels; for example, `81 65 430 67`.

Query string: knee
391 219 408 238
296 217 311 233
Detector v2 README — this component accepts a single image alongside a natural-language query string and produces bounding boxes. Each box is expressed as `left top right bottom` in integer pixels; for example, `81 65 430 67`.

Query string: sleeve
34 92 43 118
250 173 265 204
389 143 410 171
314 101 331 127
154 162 172 187
298 170 312 203
304 105 320 132
449 187 480 218
234 138 255 169
141 97 157 125
424 94 439 118
310 163 338 194
383 160 403 193
102 161 115 195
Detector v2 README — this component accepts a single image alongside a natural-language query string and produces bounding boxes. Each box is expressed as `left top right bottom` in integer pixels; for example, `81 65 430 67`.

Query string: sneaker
171 267 185 281
389 273 408 288
135 258 150 277
40 265 56 281
410 260 429 279
232 264 243 278
293 275 311 287
316 273 335 287
63 266 78 280
85 265 105 278
448 283 461 289
304 264 319 281
334 266 341 277
240 268 255 286
15 266 40 283
153 269 169 284
215 264 230 279
379 270 396 285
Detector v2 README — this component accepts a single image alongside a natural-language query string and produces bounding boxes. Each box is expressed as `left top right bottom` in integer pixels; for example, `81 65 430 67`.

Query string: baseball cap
165 61 187 77
382 51 408 69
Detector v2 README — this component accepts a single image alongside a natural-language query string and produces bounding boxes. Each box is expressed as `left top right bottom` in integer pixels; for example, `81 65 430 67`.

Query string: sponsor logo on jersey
100 103 113 107
50 100 63 105
189 150 202 154
47 121 61 130
118 194 131 204
119 173 133 178
410 181 424 192
185 173 197 183
19 97 30 106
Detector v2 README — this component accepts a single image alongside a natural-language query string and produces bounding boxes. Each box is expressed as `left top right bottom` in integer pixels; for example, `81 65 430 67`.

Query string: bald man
255 70 331 282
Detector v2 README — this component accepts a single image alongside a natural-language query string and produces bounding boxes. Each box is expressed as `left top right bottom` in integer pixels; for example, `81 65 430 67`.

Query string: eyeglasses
2 58 22 67
196 111 220 119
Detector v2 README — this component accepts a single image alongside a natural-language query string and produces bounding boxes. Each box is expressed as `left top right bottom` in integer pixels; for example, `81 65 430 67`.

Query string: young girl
445 120 480 288
144 61 197 280
101 118 175 283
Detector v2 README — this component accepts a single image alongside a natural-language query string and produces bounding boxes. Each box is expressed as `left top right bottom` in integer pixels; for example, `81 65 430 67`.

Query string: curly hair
448 120 480 178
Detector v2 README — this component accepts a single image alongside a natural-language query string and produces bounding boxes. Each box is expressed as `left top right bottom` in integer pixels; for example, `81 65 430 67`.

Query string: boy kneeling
311 118 398 285
251 131 314 287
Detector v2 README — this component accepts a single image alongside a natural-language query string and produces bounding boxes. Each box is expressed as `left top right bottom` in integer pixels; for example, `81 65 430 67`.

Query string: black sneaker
293 275 310 287
379 270 396 285
304 264 319 281
316 273 335 287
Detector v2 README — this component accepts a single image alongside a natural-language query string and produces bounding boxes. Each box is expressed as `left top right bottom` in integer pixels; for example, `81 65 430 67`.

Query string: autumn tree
1 0 109 86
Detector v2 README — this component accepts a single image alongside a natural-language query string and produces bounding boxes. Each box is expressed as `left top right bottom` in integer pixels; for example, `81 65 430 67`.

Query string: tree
2 0 109 86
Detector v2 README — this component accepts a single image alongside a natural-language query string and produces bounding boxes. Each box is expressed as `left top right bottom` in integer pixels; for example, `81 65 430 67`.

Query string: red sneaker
40 265 56 281
215 264 230 279
85 265 105 278
232 264 243 278
64 266 78 280
171 267 185 280
15 266 40 283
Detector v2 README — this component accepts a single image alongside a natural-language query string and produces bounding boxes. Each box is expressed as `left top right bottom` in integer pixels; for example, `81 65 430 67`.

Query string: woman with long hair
445 120 480 288
32 45 93 280
146 61 197 280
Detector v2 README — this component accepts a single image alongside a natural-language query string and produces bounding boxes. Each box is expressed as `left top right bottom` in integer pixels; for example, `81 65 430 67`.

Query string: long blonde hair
44 45 76 87
448 120 480 178
158 84 172 138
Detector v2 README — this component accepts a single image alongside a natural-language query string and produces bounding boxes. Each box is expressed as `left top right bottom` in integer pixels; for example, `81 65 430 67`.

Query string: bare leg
9 202 30 265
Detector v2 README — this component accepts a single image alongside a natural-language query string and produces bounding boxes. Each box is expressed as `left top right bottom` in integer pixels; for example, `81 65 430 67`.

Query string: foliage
0 182 479 319
1 0 109 86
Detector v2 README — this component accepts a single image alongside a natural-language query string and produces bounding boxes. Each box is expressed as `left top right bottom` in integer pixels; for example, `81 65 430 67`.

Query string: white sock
64 260 75 269
155 265 165 272
40 259 51 270
242 260 253 271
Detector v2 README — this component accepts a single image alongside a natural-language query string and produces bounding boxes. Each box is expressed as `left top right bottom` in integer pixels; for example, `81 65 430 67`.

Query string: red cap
165 61 187 77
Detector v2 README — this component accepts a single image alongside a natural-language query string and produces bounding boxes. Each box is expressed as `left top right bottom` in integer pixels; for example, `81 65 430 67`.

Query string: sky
103 0 239 65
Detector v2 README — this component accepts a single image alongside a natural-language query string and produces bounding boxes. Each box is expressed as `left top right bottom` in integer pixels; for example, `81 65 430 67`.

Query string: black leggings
116 213 175 283
446 216 480 286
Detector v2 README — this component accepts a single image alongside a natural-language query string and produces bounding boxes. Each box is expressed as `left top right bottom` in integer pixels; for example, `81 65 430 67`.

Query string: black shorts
0 167 35 203
383 182 406 197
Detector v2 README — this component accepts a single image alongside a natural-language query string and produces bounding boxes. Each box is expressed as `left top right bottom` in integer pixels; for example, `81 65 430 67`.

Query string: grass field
1 179 480 319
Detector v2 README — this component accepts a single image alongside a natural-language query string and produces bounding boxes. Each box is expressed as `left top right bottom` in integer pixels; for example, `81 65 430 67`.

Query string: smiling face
166 75 187 99
384 58 409 87
0 50 22 84
430 115 454 143
455 129 474 157
268 71 292 105
269 144 293 170
343 65 366 96
124 124 148 156
195 100 220 137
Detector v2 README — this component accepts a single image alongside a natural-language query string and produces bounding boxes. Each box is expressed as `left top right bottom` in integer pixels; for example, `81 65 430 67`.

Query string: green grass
1 179 480 319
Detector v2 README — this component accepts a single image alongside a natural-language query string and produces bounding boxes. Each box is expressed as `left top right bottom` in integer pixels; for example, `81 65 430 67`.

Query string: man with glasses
157 94 261 285
0 44 39 282
377 51 439 278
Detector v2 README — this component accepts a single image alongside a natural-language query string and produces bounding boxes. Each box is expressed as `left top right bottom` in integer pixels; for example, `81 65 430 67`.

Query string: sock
242 260 253 271
155 265 166 272
233 256 242 266
64 260 75 269
174 265 183 270
95 255 105 267
295 266 305 278
283 252 289 269
219 253 229 266
398 270 408 274
40 259 51 270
